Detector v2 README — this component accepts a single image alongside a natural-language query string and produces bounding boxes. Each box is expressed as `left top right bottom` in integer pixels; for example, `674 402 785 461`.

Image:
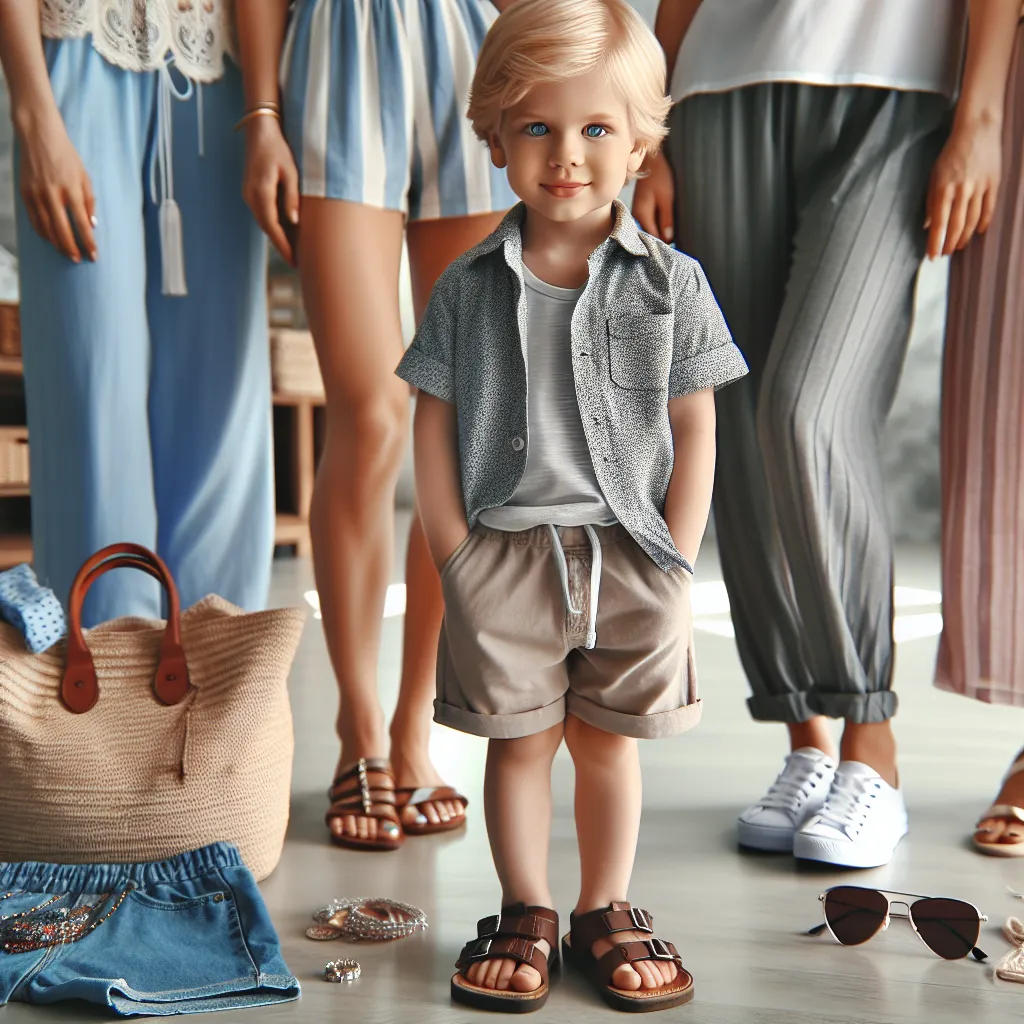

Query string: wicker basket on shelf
0 427 29 489
270 329 324 399
0 303 20 359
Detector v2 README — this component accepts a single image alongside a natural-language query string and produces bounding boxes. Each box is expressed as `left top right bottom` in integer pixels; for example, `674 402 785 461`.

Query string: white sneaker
737 748 837 852
793 761 908 869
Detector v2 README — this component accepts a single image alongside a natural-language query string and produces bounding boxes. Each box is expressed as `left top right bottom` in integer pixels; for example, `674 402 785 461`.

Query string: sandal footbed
451 972 550 1013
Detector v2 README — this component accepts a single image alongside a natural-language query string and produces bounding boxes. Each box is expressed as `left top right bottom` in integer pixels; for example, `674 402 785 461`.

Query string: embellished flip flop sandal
562 902 694 1012
325 758 404 852
394 785 469 835
974 757 1024 858
451 903 560 1013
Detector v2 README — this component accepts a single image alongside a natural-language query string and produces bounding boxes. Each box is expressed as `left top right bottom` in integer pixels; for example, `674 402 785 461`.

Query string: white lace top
41 0 236 83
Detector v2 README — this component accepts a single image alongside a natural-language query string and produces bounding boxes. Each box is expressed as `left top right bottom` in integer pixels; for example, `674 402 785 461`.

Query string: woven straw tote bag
0 543 305 881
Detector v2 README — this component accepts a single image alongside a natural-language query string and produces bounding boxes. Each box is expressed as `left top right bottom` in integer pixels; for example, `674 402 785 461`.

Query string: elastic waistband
0 843 244 893
472 522 629 551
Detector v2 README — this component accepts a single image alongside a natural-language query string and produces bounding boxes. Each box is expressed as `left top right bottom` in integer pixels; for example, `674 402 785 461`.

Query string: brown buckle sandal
394 786 469 835
325 758 404 851
451 903 560 1013
562 902 694 1012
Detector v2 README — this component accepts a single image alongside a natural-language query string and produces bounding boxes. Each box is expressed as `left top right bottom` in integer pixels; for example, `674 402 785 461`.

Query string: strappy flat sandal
394 785 469 836
451 903 560 1013
325 758 404 852
562 902 694 1012
974 757 1024 857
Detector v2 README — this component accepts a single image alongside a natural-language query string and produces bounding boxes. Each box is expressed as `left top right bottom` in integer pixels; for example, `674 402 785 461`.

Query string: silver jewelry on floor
324 958 361 983
310 897 428 941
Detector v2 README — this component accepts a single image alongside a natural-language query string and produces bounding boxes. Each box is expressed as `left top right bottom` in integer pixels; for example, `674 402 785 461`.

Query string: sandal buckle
629 907 652 933
470 937 492 959
644 938 674 960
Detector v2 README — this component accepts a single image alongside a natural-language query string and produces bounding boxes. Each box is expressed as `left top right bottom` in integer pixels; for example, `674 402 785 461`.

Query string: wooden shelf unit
0 305 324 570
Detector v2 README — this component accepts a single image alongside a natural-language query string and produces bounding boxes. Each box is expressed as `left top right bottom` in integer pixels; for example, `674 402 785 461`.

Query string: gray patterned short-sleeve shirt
396 199 749 572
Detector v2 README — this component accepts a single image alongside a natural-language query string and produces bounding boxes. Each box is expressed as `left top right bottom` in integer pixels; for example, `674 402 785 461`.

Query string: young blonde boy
397 0 747 1013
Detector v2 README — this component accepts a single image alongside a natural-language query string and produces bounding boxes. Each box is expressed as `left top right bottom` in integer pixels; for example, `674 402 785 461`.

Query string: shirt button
511 436 525 451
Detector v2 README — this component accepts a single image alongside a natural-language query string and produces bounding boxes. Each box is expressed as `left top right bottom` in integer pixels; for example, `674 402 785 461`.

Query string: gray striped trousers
669 84 950 723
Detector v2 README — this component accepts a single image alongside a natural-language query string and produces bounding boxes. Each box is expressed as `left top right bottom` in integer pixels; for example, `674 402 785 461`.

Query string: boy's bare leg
564 714 678 992
466 722 563 993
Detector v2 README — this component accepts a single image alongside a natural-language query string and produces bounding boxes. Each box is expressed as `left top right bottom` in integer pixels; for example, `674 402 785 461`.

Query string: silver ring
324 958 361 983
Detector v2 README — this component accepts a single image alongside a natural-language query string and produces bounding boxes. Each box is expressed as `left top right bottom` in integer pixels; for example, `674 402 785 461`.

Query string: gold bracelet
234 108 282 132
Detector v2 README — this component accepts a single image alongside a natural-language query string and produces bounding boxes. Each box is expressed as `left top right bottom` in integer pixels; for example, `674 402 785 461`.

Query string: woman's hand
18 110 96 263
924 118 1002 259
242 115 301 266
632 150 676 244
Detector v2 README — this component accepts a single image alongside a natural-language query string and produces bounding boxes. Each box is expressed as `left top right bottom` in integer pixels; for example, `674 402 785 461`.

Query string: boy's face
489 68 646 223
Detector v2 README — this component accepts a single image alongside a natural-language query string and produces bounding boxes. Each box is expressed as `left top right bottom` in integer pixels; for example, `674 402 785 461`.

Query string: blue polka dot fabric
0 563 67 654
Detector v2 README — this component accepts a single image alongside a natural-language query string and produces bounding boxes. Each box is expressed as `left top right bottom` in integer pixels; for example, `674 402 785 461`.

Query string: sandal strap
394 786 469 810
977 804 1024 828
1006 760 1024 782
330 759 394 792
570 902 653 950
326 759 398 823
457 935 550 980
455 905 558 980
595 939 682 988
477 904 559 947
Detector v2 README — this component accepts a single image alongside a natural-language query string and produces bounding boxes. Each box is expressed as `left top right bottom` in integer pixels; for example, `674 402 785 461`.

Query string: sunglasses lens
910 898 980 960
823 887 889 945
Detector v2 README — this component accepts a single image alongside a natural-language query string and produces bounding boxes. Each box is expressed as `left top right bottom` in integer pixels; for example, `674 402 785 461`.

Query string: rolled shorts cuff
433 697 567 739
566 694 702 739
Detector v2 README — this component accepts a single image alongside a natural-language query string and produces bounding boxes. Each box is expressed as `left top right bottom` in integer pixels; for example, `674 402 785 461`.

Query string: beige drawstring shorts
435 523 701 740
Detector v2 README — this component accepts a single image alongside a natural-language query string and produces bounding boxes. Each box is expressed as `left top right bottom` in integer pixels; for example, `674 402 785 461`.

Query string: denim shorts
0 843 299 1016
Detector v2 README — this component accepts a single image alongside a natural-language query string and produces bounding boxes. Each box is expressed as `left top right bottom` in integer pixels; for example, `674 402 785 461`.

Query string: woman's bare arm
654 0 704 84
236 0 301 263
0 0 97 261
925 0 1021 256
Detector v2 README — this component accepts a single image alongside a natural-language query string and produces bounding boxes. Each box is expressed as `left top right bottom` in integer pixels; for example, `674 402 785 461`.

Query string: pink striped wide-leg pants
936 23 1024 705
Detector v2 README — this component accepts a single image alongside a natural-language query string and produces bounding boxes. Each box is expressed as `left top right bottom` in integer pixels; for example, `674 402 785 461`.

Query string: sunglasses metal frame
808 886 989 961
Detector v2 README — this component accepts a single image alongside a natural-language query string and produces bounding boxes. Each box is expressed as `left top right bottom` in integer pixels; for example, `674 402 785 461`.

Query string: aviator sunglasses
808 886 989 961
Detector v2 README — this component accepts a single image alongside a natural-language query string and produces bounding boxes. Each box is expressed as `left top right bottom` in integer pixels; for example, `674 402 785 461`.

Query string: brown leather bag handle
61 543 191 714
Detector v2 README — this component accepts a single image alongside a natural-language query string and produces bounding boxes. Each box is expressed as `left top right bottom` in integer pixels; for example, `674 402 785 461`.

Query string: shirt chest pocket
606 313 674 392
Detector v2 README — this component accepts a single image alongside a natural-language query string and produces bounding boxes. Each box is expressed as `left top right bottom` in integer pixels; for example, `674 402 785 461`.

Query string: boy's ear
626 141 647 176
489 133 508 169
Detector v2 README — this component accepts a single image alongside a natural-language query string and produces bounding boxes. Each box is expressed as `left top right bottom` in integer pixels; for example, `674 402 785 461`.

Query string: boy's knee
564 715 635 762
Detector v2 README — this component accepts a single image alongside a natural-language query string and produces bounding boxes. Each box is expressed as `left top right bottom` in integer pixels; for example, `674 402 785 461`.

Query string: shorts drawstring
545 524 603 650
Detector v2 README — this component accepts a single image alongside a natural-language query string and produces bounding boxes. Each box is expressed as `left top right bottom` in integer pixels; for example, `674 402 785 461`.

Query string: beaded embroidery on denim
0 884 134 954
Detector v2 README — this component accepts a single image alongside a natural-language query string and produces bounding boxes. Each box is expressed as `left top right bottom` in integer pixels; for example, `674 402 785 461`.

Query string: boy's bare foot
590 929 677 991
975 749 1024 848
465 937 551 992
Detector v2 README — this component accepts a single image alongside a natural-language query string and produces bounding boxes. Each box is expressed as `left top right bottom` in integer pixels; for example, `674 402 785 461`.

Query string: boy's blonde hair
468 0 670 174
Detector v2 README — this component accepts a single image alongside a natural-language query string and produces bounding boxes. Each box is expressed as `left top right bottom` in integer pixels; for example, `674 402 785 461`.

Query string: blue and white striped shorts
281 0 516 220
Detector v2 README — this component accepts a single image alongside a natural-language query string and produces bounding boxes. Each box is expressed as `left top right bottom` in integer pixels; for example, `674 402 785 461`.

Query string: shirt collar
473 198 648 263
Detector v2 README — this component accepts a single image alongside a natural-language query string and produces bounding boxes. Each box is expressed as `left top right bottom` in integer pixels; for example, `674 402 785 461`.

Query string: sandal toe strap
476 905 559 948
596 939 682 987
457 935 549 981
977 805 1024 829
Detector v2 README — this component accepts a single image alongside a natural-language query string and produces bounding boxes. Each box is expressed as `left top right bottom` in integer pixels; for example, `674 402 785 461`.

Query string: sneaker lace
817 772 881 835
759 756 827 813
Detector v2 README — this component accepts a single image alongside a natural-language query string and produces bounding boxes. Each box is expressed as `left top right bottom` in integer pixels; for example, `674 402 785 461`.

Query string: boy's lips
541 182 588 197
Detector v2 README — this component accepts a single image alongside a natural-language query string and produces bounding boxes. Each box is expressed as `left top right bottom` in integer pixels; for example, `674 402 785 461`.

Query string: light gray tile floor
9 511 1024 1023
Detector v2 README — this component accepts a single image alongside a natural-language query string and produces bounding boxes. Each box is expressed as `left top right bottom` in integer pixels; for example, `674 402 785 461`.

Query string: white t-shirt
671 0 968 104
478 264 616 532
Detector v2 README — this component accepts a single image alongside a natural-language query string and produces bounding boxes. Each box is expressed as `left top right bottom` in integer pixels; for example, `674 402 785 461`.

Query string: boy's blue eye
584 124 607 138
526 123 548 137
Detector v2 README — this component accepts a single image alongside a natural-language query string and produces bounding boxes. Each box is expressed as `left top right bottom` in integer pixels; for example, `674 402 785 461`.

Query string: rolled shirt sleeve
396 274 457 403
667 257 748 398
